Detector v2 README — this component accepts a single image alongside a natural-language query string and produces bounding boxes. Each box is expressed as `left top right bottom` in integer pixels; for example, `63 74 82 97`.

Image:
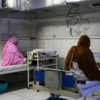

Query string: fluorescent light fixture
46 0 52 6
53 0 65 5
66 0 82 3
6 0 16 8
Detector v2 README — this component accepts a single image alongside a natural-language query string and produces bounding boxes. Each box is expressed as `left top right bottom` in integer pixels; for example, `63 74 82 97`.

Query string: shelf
35 64 56 68
45 64 56 67
33 57 57 61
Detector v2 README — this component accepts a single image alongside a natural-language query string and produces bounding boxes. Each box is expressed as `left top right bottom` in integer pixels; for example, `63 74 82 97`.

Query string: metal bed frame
32 68 100 100
0 64 29 75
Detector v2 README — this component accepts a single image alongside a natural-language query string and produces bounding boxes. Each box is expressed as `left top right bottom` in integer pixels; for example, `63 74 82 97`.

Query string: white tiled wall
0 40 6 63
93 52 100 63
34 12 100 68
35 12 100 37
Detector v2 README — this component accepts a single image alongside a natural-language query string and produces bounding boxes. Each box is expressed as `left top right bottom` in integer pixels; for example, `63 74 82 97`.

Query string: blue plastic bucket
35 71 44 84
0 81 8 93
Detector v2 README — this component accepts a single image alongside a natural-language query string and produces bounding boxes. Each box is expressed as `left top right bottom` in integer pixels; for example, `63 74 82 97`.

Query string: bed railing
33 68 100 100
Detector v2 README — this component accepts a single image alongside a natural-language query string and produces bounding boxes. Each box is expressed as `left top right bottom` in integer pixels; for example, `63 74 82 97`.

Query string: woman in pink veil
1 37 25 66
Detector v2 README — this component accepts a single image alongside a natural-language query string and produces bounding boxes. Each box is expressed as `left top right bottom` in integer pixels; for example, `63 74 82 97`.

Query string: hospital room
0 0 100 100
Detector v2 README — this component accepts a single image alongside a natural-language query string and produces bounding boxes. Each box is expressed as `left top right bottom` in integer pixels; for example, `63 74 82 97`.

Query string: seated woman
1 37 25 66
65 35 100 81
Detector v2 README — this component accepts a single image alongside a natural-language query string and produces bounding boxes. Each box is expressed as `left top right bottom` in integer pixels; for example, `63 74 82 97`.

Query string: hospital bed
0 63 35 90
32 67 100 100
0 63 34 77
0 64 28 75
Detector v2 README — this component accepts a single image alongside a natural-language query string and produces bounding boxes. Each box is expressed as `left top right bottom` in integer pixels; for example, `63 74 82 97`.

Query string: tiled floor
0 88 100 100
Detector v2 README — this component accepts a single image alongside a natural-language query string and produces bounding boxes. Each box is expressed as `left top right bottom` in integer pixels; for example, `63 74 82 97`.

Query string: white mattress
0 64 27 75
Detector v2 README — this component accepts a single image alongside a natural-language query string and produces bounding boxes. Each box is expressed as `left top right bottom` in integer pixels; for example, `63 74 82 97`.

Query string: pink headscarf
1 37 24 66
